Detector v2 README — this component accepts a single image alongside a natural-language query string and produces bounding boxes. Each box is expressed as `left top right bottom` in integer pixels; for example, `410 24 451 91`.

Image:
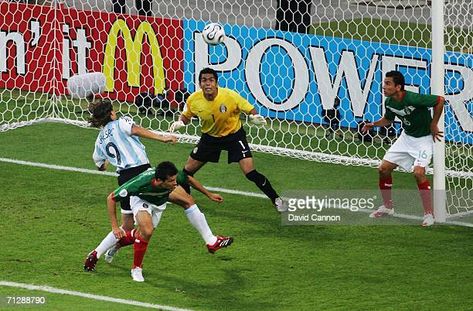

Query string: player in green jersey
107 161 233 282
362 70 444 226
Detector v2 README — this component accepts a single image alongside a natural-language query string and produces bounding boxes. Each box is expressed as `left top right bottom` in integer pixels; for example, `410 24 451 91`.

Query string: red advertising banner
0 2 184 102
0 3 58 94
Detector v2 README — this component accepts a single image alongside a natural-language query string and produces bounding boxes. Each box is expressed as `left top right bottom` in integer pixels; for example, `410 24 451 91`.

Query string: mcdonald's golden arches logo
103 19 165 94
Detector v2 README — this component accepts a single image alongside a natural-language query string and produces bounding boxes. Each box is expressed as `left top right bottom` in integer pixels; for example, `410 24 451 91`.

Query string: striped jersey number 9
106 142 121 165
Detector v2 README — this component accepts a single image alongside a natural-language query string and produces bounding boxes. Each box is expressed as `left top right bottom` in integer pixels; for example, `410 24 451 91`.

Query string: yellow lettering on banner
103 19 165 94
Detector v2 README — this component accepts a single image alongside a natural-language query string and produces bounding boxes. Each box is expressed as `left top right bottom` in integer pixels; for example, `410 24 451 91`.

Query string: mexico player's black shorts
117 163 151 213
190 127 252 164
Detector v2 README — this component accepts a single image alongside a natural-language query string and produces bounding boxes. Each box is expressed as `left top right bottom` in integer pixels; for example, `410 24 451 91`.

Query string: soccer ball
67 72 105 99
202 23 225 45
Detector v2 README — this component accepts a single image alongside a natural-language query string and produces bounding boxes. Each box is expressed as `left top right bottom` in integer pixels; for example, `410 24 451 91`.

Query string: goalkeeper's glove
169 120 185 133
249 114 267 126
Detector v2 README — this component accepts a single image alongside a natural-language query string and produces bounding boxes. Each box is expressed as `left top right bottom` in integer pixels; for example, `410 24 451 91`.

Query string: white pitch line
0 281 193 311
0 157 472 227
0 157 265 198
204 186 266 198
0 157 117 177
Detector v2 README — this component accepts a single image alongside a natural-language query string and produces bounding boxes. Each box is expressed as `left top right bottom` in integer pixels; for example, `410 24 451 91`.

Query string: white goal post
0 0 471 221
431 0 446 222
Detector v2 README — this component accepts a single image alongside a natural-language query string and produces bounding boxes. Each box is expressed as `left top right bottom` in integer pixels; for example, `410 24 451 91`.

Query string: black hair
386 71 405 90
198 67 218 83
88 98 113 128
155 161 178 181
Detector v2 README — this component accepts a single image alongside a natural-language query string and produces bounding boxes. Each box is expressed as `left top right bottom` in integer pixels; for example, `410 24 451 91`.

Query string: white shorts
130 196 167 228
383 132 433 171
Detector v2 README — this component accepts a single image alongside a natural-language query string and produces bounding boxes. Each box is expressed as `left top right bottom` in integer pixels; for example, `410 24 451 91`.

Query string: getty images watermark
281 190 449 226
281 190 380 225
281 189 451 225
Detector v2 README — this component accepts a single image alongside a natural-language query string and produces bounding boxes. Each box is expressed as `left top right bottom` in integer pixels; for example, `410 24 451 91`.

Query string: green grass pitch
0 122 472 310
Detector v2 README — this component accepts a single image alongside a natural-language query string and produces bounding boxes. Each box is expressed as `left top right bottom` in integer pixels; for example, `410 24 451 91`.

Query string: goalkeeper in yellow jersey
169 67 283 212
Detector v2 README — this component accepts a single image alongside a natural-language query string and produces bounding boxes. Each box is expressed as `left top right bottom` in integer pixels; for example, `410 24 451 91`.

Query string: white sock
185 204 217 245
95 231 119 258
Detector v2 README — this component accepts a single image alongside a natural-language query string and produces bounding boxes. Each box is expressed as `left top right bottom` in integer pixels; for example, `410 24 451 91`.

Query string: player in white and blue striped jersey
92 114 149 172
84 99 176 271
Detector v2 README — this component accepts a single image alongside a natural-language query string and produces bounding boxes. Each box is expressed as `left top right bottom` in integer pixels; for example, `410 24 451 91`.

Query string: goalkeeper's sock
95 231 119 258
185 204 217 245
133 233 149 268
379 176 393 208
417 180 433 215
246 170 279 203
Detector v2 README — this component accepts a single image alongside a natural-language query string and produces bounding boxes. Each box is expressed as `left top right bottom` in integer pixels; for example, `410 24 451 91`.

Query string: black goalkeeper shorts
190 127 252 164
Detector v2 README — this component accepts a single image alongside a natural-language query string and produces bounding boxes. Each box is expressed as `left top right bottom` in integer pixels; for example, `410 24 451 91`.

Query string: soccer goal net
0 0 471 219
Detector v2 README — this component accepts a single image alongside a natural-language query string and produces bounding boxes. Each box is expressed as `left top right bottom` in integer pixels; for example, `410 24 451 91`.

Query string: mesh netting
0 0 471 217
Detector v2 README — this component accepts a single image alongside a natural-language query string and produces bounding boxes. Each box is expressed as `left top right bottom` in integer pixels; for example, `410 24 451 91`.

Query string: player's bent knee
378 166 387 175
181 197 195 209
378 163 394 176
184 158 203 174
174 192 195 209
139 226 154 240
413 167 427 181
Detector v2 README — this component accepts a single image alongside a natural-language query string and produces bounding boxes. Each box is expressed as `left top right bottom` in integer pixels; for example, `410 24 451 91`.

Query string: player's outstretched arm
107 193 125 239
187 175 223 203
361 117 392 133
131 124 177 143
